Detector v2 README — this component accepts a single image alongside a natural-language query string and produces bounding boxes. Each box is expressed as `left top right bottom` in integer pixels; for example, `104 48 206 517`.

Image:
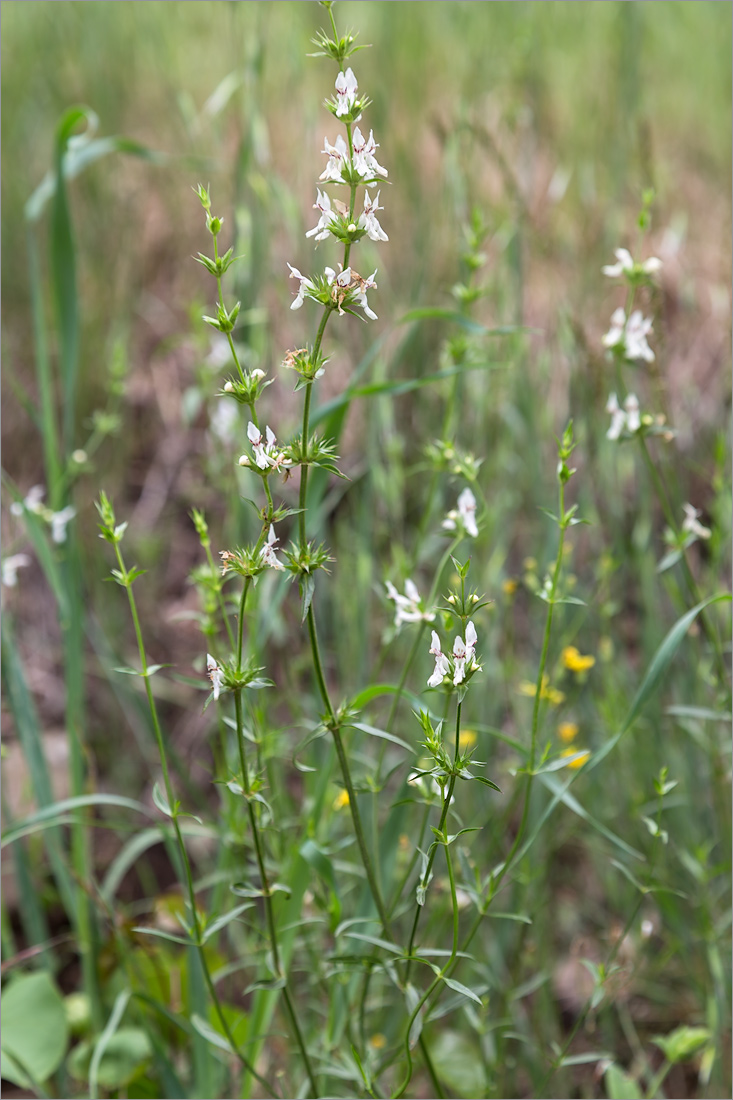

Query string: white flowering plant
3 6 730 1100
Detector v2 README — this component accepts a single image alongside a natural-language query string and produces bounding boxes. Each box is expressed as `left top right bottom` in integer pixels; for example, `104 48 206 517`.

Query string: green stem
298 309 332 547
393 829 461 1100
404 702 461 979
234 691 319 1097
113 543 276 1097
636 436 729 695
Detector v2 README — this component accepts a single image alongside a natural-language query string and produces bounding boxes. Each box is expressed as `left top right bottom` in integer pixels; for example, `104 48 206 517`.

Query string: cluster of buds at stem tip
221 368 269 406
426 439 483 482
428 622 481 689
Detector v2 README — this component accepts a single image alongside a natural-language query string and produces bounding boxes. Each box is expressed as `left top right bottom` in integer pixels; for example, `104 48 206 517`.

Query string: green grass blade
51 106 88 454
26 229 62 504
89 988 131 1100
0 625 76 917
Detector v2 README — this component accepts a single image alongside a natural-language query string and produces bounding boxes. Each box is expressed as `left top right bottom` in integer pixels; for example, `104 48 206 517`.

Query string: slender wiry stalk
404 702 461 980
234 691 319 1097
111 540 277 1098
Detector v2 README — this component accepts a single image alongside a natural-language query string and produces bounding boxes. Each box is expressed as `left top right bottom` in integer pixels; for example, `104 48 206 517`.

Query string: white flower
336 267 352 290
427 631 451 688
624 310 655 362
319 135 349 183
602 248 662 279
207 653 224 701
354 269 378 320
602 307 627 349
603 308 654 362
624 393 641 433
287 263 316 310
605 393 625 440
359 190 388 242
452 621 478 685
246 421 287 471
386 579 435 628
334 67 358 117
50 506 76 544
2 553 31 587
682 503 711 541
602 248 634 278
605 393 641 440
306 189 337 241
260 525 286 570
442 488 478 539
351 127 388 179
10 485 45 517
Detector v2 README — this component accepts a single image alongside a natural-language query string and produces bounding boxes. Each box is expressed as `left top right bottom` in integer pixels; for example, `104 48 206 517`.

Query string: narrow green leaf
152 782 173 818
343 931 404 955
89 989 131 1099
439 975 483 1005
2 794 157 849
539 773 643 860
398 307 525 336
350 721 415 753
132 927 194 947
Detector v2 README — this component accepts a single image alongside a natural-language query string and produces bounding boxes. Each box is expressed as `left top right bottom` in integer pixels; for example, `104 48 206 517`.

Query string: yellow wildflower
459 728 477 750
370 1034 387 1050
518 675 565 705
399 834 410 851
333 789 350 810
502 578 518 596
561 747 590 769
562 645 596 673
558 721 579 743
523 557 537 572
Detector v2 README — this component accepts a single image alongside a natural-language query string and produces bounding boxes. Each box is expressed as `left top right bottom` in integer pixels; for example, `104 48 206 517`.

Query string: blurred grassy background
1 4 731 1096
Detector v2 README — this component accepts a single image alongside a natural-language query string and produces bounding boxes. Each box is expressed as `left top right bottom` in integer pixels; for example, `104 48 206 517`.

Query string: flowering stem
236 578 251 671
298 309 332 546
404 700 462 981
392 816 461 1100
213 234 246 387
305 604 393 940
234 690 319 1097
112 544 276 1096
635 436 729 695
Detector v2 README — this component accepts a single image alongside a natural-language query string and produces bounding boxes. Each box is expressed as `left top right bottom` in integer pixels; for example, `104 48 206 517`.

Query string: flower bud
251 369 266 382
224 381 234 393
238 454 250 466
71 449 88 464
